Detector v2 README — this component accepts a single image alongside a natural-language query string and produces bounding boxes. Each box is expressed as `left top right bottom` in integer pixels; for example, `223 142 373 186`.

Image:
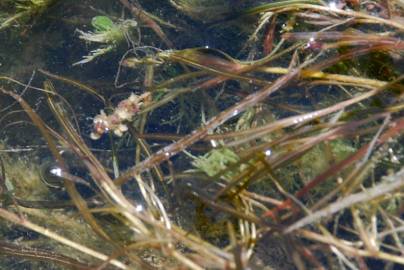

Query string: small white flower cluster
90 92 150 140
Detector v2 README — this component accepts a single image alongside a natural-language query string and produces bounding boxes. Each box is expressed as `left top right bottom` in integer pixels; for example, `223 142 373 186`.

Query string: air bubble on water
50 167 63 177
210 140 218 148
135 204 144 212
264 149 272 156
328 1 338 10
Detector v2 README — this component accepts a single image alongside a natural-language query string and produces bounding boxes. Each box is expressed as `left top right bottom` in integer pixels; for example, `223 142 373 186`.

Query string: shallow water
1 1 403 269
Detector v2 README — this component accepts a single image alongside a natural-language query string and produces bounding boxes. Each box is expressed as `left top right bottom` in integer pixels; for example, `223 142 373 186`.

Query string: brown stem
118 0 173 48
0 241 94 270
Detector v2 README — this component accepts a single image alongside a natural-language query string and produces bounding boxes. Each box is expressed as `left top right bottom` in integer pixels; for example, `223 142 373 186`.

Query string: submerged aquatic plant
15 0 51 10
90 92 151 139
169 0 231 21
1 0 404 269
73 16 139 65
0 0 56 31
191 147 240 177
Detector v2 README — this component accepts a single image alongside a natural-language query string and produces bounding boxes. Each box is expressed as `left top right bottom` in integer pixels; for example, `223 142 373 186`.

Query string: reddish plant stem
119 0 173 48
310 44 404 71
263 15 277 55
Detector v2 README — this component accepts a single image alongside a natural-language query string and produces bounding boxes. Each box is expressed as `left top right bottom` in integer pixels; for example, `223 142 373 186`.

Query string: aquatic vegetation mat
0 0 404 269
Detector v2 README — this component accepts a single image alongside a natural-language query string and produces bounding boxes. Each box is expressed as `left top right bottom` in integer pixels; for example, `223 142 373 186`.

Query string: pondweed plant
73 16 139 66
0 0 404 269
